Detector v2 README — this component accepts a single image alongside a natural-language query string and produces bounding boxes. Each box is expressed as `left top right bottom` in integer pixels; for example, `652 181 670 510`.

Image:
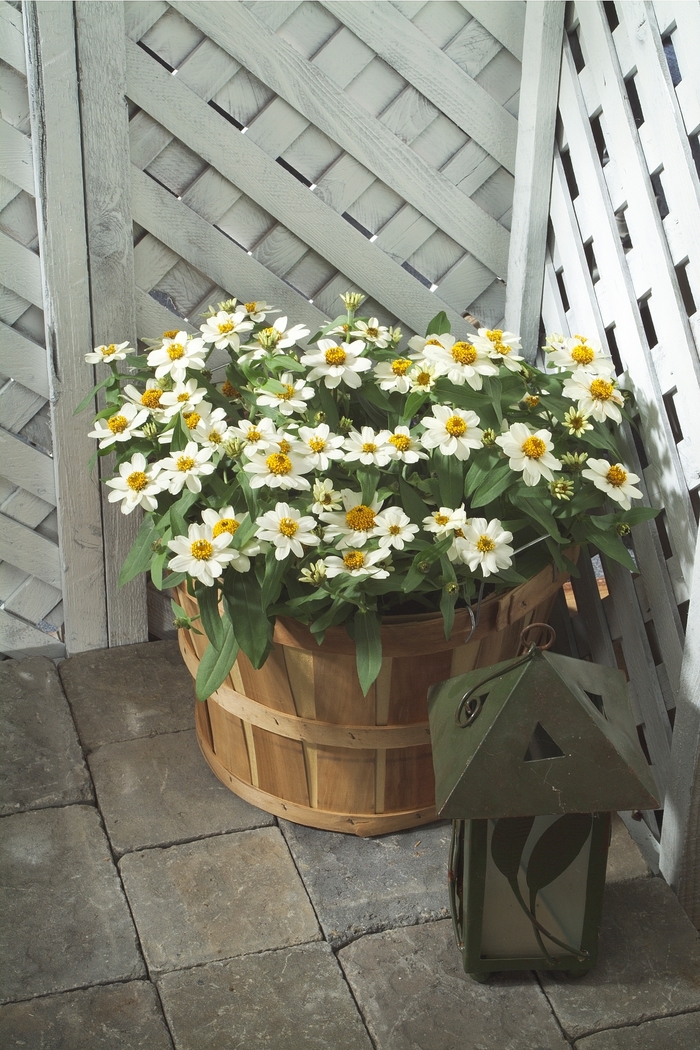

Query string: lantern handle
455 649 534 727
519 622 556 653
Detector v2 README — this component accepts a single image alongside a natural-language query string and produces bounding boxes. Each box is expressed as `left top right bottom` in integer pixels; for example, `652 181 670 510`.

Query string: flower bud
340 291 366 311
549 479 575 501
482 428 497 447
616 522 632 536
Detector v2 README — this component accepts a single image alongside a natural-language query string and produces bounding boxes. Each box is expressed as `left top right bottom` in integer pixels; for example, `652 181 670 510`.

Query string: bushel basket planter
176 559 572 836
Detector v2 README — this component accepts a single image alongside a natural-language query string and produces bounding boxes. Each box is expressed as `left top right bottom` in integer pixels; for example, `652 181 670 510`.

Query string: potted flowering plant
82 292 653 707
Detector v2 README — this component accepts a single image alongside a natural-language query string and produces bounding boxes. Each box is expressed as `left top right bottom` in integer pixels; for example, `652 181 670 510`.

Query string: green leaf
426 311 451 337
73 373 114 415
118 517 158 587
403 534 452 592
170 412 190 452
162 571 188 589
354 609 383 695
587 526 637 572
469 461 512 507
261 548 288 607
439 556 458 640
310 597 352 641
150 551 167 591
434 451 464 507
401 390 428 422
509 490 565 542
225 571 273 668
483 376 503 423
317 383 339 430
399 477 429 526
619 506 660 526
195 623 239 702
169 490 197 538
581 426 621 455
464 449 500 498
358 466 380 505
196 581 224 649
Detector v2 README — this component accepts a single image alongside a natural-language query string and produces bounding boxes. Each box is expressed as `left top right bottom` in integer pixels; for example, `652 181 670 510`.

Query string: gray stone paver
119 825 321 975
541 878 700 1039
158 942 373 1050
0 981 173 1049
0 656 92 815
0 805 144 1003
573 1011 700 1049
89 729 273 856
279 818 451 947
59 640 193 750
339 918 568 1050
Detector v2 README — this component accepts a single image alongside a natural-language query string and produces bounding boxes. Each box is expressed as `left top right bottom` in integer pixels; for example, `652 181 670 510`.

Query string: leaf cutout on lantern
526 813 593 960
491 816 535 884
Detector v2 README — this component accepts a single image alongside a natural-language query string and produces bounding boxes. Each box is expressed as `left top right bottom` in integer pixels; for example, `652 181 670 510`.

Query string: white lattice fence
540 0 700 904
0 0 63 659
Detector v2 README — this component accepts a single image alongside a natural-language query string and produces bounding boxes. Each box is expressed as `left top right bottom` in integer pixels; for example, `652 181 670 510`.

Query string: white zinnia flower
406 333 449 363
156 441 216 494
105 453 164 514
311 478 343 515
373 508 419 550
562 372 624 423
122 380 166 418
344 426 394 467
192 407 233 450
159 379 209 420
581 459 643 511
460 518 514 577
373 357 414 393
420 405 483 461
296 424 345 470
547 335 615 375
408 362 438 392
495 422 561 486
386 426 427 464
300 338 372 389
85 340 135 364
254 502 320 561
324 548 391 579
229 416 279 458
241 300 279 322
242 447 312 490
256 372 315 416
470 328 524 372
167 523 237 586
88 403 148 448
320 490 383 549
422 506 468 536
422 333 498 390
199 310 254 350
350 318 392 347
238 316 311 363
147 332 207 382
200 507 260 572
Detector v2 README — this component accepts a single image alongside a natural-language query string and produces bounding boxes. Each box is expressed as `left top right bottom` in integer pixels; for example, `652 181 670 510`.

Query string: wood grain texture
0 120 34 197
0 320 49 398
504 0 565 359
24 0 108 653
75 0 147 647
0 606 64 660
170 1 510 277
459 2 526 62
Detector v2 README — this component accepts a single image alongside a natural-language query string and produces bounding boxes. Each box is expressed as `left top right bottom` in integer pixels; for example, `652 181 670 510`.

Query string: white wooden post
505 0 565 359
23 0 108 654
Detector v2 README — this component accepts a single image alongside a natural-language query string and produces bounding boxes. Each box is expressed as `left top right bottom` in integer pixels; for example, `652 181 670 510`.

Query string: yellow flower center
184 412 200 429
388 524 402 535
485 329 503 342
366 326 379 338
345 505 376 531
414 371 432 386
262 326 280 343
141 389 163 408
213 518 239 538
343 551 365 570
325 346 346 366
451 342 477 366
434 513 450 526
176 456 195 471
167 343 185 360
222 381 239 398
590 378 614 401
523 395 540 408
391 358 411 375
208 430 222 444
425 338 443 347
126 471 148 492
190 539 213 561
606 464 628 487
278 384 296 400
362 442 378 454
568 413 586 431
265 452 293 475
218 321 235 334
177 392 190 403
571 343 595 365
277 439 292 454
453 527 465 539
163 330 179 339
107 414 129 434
308 437 326 453
245 302 257 313
246 428 261 443
101 344 117 357
389 434 410 452
476 535 496 553
522 436 547 459
278 517 299 538
445 415 467 437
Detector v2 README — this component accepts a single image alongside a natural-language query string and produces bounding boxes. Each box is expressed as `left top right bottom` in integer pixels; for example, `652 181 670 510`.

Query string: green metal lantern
427 626 659 980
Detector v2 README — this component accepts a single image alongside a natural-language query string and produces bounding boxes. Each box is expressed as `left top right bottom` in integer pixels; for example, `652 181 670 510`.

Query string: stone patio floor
2 640 700 1049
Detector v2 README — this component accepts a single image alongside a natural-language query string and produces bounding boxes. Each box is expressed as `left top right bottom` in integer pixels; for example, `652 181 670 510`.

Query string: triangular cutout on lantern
523 722 565 762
